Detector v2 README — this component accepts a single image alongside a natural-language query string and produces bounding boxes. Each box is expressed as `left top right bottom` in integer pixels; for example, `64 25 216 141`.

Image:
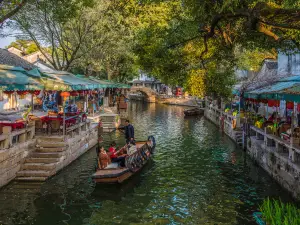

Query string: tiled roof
0 48 36 70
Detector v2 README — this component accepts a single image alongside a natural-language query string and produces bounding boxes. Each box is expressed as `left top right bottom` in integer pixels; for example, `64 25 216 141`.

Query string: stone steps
36 136 65 142
36 147 67 152
21 163 56 171
16 170 55 177
36 142 67 148
15 176 48 181
25 158 60 163
30 152 64 158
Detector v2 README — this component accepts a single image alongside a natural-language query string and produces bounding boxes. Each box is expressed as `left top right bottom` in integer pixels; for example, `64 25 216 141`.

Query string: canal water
0 102 294 225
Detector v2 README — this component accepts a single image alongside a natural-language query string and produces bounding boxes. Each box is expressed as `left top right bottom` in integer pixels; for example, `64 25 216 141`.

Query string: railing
0 125 35 149
249 125 300 165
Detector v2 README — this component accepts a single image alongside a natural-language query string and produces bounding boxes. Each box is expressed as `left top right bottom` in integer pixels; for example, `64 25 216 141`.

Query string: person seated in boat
109 141 127 167
98 146 110 169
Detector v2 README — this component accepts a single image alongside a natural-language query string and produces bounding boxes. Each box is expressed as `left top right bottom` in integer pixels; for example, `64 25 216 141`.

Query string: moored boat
92 136 156 183
184 108 203 116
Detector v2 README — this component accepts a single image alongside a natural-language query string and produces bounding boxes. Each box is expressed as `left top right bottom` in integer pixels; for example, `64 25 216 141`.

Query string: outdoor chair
50 120 61 135
34 119 43 133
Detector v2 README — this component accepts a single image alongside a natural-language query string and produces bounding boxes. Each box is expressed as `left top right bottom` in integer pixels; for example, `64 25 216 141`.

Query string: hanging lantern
34 90 41 96
286 101 294 110
60 92 70 97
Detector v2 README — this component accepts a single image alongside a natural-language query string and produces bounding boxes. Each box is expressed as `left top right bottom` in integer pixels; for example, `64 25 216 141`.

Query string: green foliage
7 39 38 54
133 0 300 97
260 198 300 225
235 47 277 72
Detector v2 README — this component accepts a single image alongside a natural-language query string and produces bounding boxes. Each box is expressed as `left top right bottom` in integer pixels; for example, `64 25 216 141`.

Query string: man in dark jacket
124 119 135 144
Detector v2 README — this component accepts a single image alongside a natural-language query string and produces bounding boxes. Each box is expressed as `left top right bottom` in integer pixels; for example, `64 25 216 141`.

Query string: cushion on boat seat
105 162 119 169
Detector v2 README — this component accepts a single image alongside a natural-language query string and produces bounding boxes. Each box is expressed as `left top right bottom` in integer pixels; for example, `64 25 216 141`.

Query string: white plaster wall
278 52 300 75
0 94 31 111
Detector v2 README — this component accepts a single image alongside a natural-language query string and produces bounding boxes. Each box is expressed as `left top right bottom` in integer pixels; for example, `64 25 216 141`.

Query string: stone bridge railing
129 86 157 103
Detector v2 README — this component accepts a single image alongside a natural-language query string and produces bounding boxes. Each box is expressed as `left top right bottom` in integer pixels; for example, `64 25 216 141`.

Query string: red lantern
287 101 294 110
60 92 70 97
34 90 41 96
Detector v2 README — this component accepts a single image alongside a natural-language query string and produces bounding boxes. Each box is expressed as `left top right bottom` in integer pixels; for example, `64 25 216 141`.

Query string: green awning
244 76 300 102
0 65 42 90
75 74 107 88
27 68 41 78
41 71 96 90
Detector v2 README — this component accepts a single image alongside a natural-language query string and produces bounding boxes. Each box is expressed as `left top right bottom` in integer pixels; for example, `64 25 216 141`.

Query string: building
278 51 300 76
129 74 162 93
7 47 49 65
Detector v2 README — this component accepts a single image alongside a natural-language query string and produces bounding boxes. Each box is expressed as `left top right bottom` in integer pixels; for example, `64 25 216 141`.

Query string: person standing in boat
124 119 135 144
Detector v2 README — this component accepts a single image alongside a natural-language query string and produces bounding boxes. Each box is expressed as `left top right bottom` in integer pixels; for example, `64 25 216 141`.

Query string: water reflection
0 102 294 225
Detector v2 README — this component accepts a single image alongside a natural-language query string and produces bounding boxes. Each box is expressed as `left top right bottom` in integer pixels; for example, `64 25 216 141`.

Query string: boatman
124 119 135 144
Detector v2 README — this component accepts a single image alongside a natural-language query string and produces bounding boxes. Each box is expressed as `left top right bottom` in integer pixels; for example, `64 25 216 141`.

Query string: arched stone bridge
129 86 158 102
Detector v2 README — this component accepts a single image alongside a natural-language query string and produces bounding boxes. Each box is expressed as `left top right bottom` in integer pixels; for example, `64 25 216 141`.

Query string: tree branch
0 0 28 24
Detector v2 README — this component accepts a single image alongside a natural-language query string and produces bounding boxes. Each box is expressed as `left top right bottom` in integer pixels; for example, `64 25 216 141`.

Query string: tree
133 0 300 98
0 0 28 25
10 0 95 71
7 39 38 54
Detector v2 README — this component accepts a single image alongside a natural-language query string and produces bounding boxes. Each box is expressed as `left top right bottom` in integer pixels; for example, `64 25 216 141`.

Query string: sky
0 36 16 48
0 27 17 49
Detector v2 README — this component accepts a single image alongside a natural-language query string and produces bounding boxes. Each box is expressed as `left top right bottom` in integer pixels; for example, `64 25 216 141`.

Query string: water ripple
0 102 294 225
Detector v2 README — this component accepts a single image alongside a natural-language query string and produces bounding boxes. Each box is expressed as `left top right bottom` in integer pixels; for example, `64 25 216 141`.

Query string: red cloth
268 100 279 107
109 147 117 159
0 122 25 130
287 102 294 110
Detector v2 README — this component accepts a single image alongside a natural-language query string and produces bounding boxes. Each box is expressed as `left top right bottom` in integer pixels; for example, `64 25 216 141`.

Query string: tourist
109 141 126 167
98 146 110 169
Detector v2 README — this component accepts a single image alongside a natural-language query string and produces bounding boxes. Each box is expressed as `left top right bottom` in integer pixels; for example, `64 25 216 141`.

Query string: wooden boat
92 136 156 183
184 108 203 116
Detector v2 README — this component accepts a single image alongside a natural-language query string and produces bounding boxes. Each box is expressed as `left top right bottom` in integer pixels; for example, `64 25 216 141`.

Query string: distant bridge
129 86 158 102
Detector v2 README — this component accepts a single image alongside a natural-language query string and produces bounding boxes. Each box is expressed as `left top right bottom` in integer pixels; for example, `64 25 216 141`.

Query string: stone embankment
205 101 300 200
159 96 204 107
0 121 98 188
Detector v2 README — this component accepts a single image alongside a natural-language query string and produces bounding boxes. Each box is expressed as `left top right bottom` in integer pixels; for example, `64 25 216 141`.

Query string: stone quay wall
0 139 36 187
0 122 98 189
204 102 300 199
